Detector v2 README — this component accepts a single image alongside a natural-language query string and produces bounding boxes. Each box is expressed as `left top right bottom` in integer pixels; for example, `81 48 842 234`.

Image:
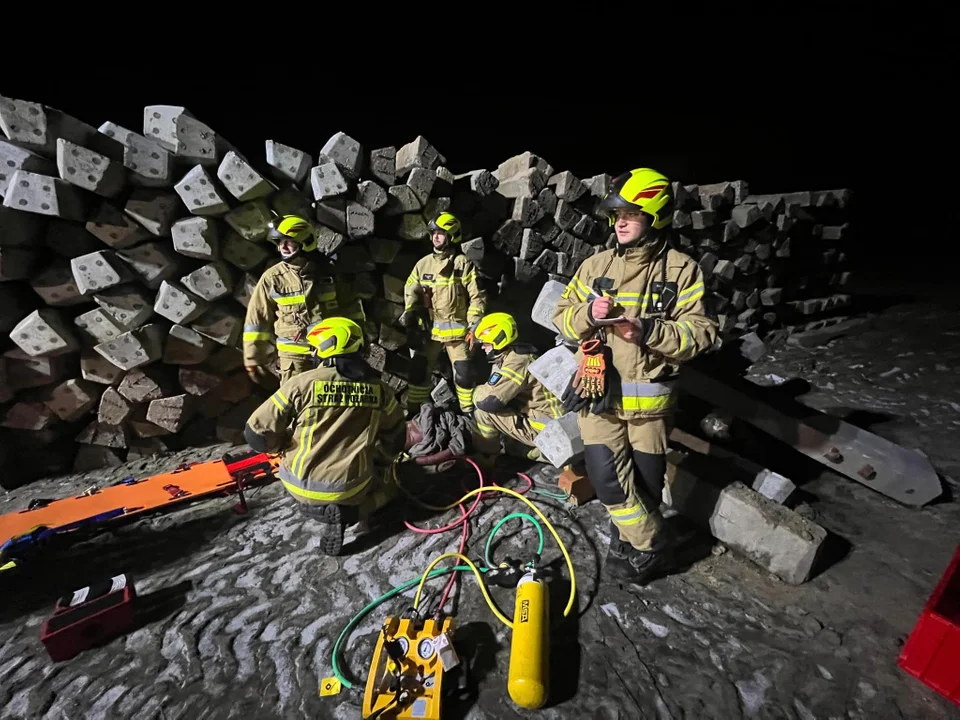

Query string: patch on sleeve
488 372 502 385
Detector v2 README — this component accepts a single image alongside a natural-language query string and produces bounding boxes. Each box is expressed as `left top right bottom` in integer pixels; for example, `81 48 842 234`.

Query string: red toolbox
40 574 137 662
898 542 960 705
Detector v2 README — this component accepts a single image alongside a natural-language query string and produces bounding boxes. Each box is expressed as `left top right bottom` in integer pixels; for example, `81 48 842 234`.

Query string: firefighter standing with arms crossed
470 312 563 463
401 212 487 414
243 214 364 386
553 168 718 584
244 317 406 556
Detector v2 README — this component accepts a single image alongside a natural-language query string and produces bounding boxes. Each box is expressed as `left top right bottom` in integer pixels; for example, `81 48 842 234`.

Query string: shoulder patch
488 372 502 385
422 273 434 280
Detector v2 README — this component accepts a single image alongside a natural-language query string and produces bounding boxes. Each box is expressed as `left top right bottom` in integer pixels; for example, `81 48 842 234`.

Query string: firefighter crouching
401 212 487 414
471 312 563 465
552 168 718 584
243 214 351 386
243 317 406 556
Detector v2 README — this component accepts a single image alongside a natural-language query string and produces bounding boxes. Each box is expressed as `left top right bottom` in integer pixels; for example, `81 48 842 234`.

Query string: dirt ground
1 294 959 719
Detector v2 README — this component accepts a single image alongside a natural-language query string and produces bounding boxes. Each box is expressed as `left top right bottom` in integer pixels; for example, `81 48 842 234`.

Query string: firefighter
243 317 405 556
243 214 361 386
471 312 563 463
401 212 487 414
552 168 718 584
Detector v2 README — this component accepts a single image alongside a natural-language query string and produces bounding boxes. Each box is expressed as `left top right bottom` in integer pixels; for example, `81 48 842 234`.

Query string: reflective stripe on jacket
404 249 486 342
551 240 718 419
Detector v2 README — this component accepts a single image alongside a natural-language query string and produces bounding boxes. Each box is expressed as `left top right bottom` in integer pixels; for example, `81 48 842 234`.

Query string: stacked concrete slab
0 92 854 488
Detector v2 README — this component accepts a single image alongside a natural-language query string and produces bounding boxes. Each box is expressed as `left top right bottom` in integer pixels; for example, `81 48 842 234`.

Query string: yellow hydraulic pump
507 567 550 709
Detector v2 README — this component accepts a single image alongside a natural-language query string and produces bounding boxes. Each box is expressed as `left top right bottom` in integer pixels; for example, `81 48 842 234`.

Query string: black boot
605 523 673 585
299 504 358 556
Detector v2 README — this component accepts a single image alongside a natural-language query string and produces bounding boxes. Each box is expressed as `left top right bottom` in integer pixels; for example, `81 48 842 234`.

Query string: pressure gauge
396 637 409 655
417 638 435 659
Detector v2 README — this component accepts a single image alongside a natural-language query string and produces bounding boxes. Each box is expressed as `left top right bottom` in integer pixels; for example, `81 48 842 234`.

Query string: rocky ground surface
1 295 960 719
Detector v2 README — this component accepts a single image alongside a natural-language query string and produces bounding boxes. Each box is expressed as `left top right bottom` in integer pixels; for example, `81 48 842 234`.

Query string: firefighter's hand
245 364 272 386
591 296 613 320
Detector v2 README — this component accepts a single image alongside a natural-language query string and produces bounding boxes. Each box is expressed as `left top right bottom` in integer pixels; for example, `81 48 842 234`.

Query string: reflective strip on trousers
618 381 675 411
279 464 372 503
610 502 646 526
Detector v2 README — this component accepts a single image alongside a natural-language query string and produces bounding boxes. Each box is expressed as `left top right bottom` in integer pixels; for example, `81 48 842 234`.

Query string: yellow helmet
305 317 364 358
266 214 318 252
599 168 673 229
474 312 518 350
427 212 462 244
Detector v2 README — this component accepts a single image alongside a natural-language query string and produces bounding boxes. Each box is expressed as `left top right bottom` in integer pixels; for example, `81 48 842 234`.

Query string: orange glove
573 338 606 400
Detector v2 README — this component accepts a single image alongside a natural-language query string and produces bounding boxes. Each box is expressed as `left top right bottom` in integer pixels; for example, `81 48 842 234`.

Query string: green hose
332 565 480 689
484 512 544 568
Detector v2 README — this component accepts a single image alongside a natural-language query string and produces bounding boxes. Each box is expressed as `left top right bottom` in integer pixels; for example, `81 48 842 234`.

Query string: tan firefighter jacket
552 239 718 419
244 359 405 505
404 248 486 342
243 256 364 365
473 344 564 429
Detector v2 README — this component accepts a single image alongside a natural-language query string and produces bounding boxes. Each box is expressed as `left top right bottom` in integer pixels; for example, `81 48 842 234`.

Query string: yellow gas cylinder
507 568 549 709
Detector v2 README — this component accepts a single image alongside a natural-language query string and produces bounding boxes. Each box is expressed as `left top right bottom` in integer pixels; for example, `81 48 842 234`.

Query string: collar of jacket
282 254 310 270
615 236 666 262
431 246 456 259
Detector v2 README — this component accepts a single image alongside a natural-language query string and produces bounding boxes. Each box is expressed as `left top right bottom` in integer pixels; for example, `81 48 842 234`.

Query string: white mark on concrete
736 670 771 715
639 616 669 638
818 664 833 680
85 683 128 720
878 367 901 378
710 649 724 672
793 697 817 720
600 603 624 625
857 680 876 700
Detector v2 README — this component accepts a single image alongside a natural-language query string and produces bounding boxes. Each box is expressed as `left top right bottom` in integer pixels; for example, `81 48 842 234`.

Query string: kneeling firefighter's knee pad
453 359 474 388
632 450 666 501
408 354 429 385
583 445 628 506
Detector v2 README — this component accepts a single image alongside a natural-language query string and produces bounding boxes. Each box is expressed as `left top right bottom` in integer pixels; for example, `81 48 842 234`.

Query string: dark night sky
3 24 951 278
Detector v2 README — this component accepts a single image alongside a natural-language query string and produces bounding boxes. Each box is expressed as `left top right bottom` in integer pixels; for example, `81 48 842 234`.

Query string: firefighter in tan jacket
243 215 364 386
553 168 718 584
401 212 486 414
471 312 563 462
244 317 405 556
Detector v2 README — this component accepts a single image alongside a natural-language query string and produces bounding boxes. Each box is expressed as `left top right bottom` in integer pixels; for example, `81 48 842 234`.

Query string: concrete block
118 241 180 289
56 138 125 198
73 445 125 472
3 348 69 390
460 238 484 265
94 324 165 371
94 284 154 329
231 272 257 308
0 246 37 280
190 304 243 346
80 349 125 385
121 131 174 187
527 345 577 398
146 394 194 433
385 185 422 217
319 131 362 179
356 180 388 212
513 257 541 283
697 182 735 210
221 230 270 270
118 367 171 403
0 206 44 252
530 279 567 334
97 121 134 146
511 196 540 227
265 139 312 184
398 213 428 241
533 249 558 274
1 97 122 159
334 245 375 273
180 261 233 301
154 280 208 324
224 200 271 242
396 136 443 179
547 171 586 202
572 213 597 240
70 249 131 295
751 468 797 505
75 420 128 449
713 259 736 282
45 378 103 422
175 164 230 216
496 152 552 182
85 202 151 249
270 186 312 220
691 210 716 230
217 150 275 202
2 170 86 221
74 307 127 344
316 225 345 255
9 308 80 357
344 202 374 240
124 190 179 236
498 168 546 199
424 197 452 221
664 450 826 584
310 162 349 200
213 370 253 403
367 237 402 265
518 229 545 261
454 169 499 197
2 401 58 431
406 167 435 206
28 262 84 307
369 146 396 187
382 274 405 305
178 367 222 396
163 324 216 365
0 140 56 197
534 413 584 468
732 204 762 229
431 378 456 408
379 324 406 352
143 106 221 165
317 197 353 239
492 220 522 255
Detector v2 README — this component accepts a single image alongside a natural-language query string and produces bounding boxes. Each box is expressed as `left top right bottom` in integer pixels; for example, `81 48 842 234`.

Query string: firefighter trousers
406 339 475 413
579 412 669 552
279 355 316 384
472 410 547 454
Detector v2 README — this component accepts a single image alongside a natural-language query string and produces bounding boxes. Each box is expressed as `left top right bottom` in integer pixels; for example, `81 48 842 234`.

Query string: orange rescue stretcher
0 449 280 573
